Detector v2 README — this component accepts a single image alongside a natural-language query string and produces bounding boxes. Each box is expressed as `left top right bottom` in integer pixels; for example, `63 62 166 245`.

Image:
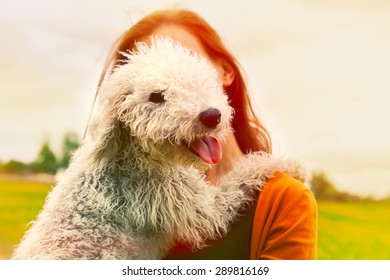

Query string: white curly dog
12 37 306 259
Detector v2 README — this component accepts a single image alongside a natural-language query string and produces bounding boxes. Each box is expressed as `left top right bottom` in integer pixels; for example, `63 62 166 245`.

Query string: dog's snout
199 108 222 129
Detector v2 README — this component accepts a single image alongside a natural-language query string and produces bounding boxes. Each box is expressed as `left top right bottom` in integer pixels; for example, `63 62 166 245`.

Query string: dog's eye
149 90 165 103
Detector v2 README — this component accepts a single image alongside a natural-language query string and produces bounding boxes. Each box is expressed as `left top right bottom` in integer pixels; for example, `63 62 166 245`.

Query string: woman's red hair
96 9 271 154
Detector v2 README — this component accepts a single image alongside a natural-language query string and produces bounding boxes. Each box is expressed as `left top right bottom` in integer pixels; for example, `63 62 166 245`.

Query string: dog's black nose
199 108 222 129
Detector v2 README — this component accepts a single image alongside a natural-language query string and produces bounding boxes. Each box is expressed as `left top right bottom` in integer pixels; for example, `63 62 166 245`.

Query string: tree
33 140 58 174
0 132 81 175
310 171 338 200
310 171 370 201
2 159 28 173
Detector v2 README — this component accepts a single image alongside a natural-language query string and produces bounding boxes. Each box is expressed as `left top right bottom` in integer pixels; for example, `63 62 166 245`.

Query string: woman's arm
251 172 318 260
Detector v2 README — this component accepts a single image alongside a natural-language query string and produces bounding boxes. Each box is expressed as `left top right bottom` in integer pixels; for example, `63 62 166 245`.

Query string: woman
95 8 317 259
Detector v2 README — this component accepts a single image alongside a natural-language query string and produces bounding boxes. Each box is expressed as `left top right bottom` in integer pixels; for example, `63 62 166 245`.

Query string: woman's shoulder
258 172 317 221
263 172 314 201
227 152 316 213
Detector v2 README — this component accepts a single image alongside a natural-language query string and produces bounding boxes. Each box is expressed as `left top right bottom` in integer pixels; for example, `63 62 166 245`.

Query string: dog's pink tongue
190 135 222 164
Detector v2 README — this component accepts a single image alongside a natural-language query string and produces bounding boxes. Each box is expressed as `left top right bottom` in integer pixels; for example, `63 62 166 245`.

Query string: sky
1 0 389 199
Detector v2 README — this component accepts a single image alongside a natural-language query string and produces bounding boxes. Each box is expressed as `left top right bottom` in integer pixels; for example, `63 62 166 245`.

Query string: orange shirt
251 172 318 259
165 172 318 260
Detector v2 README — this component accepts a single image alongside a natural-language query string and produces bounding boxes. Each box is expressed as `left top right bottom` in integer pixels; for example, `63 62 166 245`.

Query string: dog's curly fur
12 37 307 259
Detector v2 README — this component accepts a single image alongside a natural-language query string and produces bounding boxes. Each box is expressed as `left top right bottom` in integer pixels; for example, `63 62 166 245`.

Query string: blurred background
1 0 389 259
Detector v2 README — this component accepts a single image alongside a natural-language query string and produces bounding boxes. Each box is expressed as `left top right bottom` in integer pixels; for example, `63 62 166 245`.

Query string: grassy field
1 180 389 259
317 201 390 259
0 180 52 259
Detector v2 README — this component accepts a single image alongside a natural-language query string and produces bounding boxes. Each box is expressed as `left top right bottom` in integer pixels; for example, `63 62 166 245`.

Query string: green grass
317 201 390 259
0 180 52 259
1 180 390 259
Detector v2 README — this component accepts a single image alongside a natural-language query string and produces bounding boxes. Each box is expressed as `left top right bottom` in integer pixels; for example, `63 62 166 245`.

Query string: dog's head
93 37 233 168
